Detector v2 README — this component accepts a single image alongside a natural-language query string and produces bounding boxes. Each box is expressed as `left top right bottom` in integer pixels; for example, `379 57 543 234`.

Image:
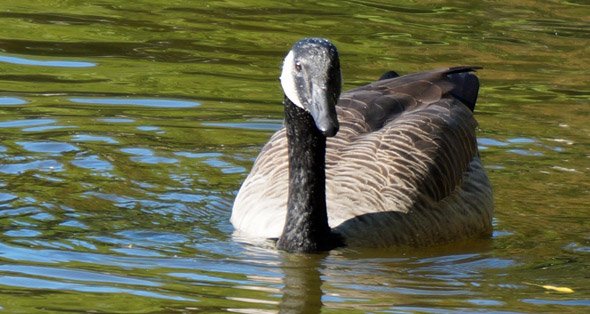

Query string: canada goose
231 38 493 252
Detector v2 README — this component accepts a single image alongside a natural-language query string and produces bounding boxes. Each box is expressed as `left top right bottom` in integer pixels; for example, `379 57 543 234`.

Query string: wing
325 67 481 225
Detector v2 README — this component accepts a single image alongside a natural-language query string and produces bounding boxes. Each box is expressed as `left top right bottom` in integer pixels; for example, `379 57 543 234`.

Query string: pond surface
0 0 588 313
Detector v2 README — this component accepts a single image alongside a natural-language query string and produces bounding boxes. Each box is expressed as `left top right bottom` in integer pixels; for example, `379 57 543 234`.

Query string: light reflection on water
0 97 28 105
202 120 283 132
0 54 96 68
0 0 588 313
70 97 200 108
0 119 57 129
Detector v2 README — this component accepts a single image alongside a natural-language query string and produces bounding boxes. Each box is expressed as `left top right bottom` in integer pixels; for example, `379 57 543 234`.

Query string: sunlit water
0 1 588 313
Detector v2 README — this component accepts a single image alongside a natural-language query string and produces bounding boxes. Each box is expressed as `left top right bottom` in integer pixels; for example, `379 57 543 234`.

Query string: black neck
276 96 343 252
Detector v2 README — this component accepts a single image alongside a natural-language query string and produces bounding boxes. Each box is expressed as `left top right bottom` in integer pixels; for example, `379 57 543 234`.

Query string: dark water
0 1 588 313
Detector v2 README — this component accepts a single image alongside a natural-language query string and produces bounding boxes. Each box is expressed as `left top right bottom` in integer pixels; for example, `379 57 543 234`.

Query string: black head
280 38 341 137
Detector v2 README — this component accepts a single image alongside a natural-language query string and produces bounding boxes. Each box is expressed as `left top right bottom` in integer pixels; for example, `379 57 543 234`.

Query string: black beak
309 85 339 137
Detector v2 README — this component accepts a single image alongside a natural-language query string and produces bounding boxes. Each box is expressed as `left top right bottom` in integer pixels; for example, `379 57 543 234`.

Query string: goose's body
231 38 493 251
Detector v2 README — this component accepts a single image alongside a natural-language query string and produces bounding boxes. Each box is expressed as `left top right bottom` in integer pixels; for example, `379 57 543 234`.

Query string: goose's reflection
278 253 326 314
235 236 496 313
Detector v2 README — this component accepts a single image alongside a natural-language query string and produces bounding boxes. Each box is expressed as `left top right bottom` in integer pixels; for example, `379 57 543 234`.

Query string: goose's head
280 38 341 137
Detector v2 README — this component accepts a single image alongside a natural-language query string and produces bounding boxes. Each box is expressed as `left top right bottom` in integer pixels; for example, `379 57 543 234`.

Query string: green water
0 0 588 313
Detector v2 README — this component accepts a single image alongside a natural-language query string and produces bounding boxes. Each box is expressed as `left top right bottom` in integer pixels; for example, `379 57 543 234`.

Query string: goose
231 38 493 252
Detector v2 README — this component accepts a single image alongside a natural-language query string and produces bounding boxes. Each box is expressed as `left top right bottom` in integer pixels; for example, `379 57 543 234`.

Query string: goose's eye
294 62 302 72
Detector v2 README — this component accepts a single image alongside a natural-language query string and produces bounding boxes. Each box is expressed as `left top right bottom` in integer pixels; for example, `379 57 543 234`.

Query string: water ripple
0 54 96 68
97 118 135 123
202 121 282 131
0 160 63 174
23 125 74 132
70 97 200 108
0 193 18 203
0 97 28 105
71 154 114 171
121 147 178 164
0 265 159 286
72 134 119 144
0 119 56 129
0 275 192 301
16 141 80 154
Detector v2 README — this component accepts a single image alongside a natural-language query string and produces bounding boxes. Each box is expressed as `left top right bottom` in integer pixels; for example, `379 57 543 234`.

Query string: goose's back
231 67 493 246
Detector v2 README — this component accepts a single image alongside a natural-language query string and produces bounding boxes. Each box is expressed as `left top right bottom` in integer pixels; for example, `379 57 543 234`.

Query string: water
0 1 588 312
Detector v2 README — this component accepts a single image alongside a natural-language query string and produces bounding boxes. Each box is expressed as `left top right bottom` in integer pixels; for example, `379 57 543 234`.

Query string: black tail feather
446 67 481 112
379 70 400 80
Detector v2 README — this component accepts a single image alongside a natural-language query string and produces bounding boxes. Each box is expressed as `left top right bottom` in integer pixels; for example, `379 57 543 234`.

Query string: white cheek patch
280 50 304 109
